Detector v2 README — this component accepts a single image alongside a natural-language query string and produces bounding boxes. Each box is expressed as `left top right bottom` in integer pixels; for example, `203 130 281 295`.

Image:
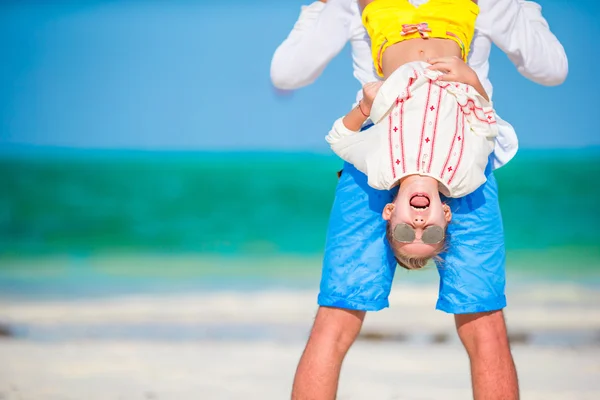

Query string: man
270 1 567 399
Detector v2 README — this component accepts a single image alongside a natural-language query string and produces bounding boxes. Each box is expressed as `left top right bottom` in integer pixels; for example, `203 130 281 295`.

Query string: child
325 0 500 269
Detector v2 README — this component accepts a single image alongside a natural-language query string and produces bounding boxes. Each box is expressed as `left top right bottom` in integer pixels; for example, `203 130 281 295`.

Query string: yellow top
362 0 479 77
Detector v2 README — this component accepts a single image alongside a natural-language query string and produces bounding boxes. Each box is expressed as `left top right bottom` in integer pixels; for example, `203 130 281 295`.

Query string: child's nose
413 216 425 226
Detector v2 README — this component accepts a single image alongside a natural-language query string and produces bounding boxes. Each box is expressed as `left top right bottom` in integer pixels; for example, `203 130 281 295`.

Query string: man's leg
456 311 519 400
292 162 397 400
291 307 365 400
437 160 518 399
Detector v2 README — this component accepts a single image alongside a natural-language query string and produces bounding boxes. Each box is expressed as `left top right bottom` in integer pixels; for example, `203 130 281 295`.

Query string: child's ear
443 204 452 223
382 203 395 221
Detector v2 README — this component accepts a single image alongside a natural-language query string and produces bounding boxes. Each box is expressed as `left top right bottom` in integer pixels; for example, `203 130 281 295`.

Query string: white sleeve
270 2 351 90
325 118 375 175
478 0 568 86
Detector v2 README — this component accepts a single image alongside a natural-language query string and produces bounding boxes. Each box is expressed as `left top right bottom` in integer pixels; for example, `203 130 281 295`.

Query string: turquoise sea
1 149 599 298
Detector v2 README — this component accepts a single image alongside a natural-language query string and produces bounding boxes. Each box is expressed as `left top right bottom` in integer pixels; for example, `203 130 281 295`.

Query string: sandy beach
0 0 596 397
1 282 600 399
1 340 600 400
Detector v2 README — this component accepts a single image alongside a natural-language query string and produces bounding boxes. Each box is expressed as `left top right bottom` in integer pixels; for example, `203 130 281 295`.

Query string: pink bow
401 23 431 38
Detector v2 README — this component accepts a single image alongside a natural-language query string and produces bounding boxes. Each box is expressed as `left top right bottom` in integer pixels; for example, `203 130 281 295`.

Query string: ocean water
0 149 599 298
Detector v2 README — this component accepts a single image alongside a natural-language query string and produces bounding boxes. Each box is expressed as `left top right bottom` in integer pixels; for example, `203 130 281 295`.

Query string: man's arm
270 1 352 90
479 0 568 86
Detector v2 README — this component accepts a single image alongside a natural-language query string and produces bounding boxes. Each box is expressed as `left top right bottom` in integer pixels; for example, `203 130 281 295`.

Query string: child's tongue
410 195 430 208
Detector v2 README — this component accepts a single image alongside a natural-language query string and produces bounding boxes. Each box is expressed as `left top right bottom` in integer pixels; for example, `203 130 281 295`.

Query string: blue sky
0 0 598 151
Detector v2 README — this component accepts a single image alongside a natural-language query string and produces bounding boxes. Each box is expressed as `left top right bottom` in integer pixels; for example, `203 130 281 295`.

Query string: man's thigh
318 162 398 311
437 161 507 314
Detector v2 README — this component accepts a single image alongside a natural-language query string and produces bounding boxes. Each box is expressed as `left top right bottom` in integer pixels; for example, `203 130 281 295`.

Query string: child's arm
326 81 384 174
342 102 370 132
342 81 383 131
427 57 490 101
326 118 386 178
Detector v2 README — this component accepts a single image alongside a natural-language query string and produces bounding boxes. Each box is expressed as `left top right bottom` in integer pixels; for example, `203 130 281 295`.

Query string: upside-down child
326 0 502 269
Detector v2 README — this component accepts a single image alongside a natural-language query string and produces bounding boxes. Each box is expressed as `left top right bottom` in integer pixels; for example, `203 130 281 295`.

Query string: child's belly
381 39 462 79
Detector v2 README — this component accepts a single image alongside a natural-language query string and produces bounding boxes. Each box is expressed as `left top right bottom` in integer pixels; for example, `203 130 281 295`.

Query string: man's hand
361 81 383 115
427 56 489 100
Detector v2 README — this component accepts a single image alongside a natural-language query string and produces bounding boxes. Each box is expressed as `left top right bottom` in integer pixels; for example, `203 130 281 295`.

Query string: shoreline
1 282 599 345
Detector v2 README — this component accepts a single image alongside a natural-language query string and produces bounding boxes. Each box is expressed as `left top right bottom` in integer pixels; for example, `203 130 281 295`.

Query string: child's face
382 177 452 258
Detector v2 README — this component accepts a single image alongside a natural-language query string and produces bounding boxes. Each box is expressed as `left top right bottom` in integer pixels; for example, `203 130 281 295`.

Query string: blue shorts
318 160 506 314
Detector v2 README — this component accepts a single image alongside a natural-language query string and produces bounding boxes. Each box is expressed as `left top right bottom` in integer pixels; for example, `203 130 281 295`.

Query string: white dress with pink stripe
326 61 498 198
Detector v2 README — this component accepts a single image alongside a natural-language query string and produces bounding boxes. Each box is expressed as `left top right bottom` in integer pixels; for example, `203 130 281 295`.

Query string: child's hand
361 81 383 115
427 56 490 100
427 56 478 86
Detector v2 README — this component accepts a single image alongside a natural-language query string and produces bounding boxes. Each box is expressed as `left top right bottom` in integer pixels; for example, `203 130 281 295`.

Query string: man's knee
454 310 511 355
309 306 365 353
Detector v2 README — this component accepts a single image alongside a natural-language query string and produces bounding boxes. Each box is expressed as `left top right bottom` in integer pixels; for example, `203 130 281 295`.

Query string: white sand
1 340 599 400
1 282 600 399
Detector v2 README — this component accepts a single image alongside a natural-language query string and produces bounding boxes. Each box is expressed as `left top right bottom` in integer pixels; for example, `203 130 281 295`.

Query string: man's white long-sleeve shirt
270 0 568 169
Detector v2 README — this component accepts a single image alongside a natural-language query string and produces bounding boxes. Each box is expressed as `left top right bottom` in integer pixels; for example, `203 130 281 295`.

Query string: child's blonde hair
386 222 447 270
